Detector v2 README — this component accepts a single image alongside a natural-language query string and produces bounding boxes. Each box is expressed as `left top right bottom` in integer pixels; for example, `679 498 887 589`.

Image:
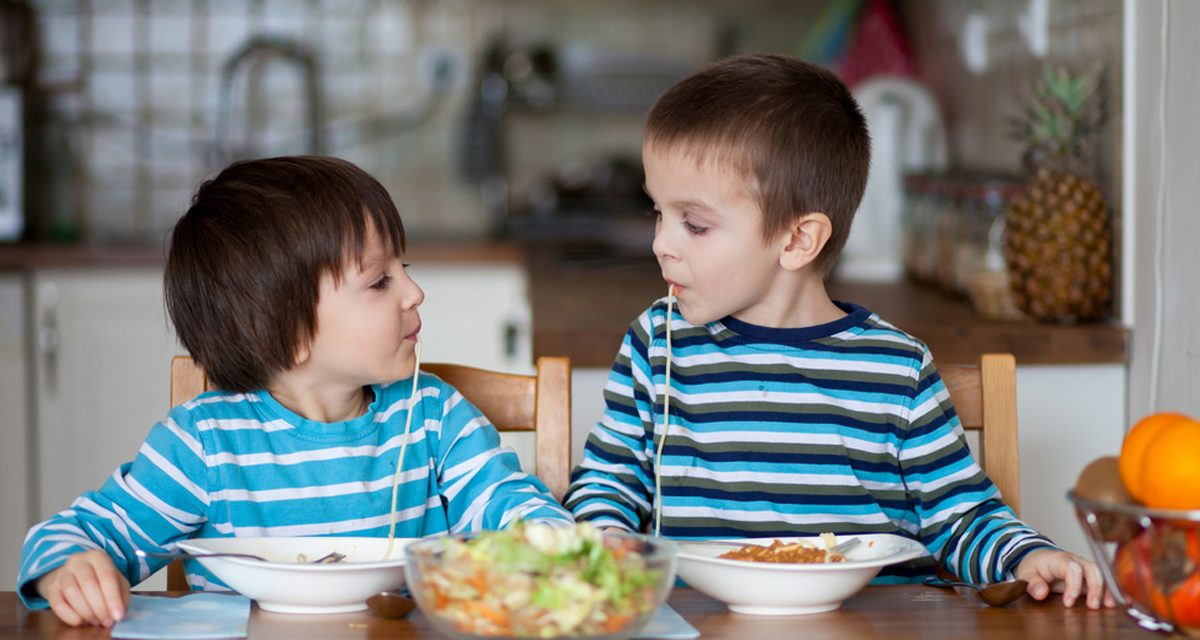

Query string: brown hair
164 155 405 392
645 53 870 275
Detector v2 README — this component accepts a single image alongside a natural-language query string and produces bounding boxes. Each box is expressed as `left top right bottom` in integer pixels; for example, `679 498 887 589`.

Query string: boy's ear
292 340 312 368
779 212 832 271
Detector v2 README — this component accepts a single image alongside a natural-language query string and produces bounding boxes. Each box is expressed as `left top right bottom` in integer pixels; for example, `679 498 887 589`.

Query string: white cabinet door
406 263 531 374
407 262 534 466
0 274 29 584
30 268 180 523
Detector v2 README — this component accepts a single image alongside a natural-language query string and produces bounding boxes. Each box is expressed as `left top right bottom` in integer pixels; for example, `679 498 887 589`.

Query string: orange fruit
1139 419 1200 509
1119 412 1191 502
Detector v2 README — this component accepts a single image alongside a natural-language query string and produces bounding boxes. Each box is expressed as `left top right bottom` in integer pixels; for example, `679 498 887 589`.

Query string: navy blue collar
716 301 872 344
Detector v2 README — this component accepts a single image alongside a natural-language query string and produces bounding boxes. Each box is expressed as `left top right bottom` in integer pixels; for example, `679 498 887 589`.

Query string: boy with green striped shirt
563 53 1109 609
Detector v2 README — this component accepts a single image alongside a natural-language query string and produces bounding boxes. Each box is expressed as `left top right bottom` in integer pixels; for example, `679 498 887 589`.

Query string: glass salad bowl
404 524 677 639
1070 491 1200 637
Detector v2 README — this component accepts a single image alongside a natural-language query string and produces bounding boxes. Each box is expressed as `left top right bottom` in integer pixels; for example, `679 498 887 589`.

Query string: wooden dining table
0 586 1162 639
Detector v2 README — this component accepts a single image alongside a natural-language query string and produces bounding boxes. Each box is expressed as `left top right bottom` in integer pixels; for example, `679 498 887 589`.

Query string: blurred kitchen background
4 0 1198 588
2 0 1122 251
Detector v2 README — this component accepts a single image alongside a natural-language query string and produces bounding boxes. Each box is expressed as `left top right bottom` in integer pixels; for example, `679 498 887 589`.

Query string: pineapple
1004 64 1112 323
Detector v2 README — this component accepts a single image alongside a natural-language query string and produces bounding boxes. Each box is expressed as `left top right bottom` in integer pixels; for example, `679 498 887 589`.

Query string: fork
307 551 347 563
136 549 347 564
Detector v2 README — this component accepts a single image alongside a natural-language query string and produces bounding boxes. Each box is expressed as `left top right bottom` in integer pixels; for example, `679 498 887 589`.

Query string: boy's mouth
405 322 422 341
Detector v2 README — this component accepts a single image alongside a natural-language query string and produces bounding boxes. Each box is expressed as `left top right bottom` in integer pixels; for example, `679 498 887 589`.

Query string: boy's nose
400 274 424 309
652 226 677 263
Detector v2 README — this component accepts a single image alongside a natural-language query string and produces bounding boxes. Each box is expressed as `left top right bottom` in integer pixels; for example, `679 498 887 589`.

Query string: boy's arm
900 350 1055 583
432 382 573 531
562 310 661 531
17 409 210 608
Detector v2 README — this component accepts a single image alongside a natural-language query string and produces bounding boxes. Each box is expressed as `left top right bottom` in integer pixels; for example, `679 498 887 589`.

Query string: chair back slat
941 354 1020 516
421 364 536 431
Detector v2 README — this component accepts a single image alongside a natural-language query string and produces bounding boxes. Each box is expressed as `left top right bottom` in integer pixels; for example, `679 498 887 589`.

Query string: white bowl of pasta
175 536 419 614
674 533 925 615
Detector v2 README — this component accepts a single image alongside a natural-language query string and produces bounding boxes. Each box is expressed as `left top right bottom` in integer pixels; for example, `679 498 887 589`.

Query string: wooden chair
164 354 572 591
939 353 1021 516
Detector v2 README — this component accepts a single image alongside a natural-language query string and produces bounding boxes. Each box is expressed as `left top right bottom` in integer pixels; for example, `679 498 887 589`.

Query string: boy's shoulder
167 388 268 426
842 305 929 353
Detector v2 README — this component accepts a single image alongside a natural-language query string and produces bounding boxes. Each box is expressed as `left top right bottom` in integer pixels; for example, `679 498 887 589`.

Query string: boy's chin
384 360 418 382
677 307 716 326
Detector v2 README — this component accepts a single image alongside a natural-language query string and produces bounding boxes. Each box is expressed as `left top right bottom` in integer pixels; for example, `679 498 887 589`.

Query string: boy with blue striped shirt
563 54 1110 609
19 156 571 626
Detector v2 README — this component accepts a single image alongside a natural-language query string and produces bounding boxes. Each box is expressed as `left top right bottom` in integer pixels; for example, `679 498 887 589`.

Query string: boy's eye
370 275 393 291
683 221 707 235
647 209 661 220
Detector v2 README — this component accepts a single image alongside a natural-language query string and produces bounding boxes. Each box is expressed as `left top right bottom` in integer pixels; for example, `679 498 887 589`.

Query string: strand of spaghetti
385 336 422 559
654 286 675 537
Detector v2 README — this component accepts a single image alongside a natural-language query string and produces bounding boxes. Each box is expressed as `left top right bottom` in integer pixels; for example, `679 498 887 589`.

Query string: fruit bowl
1069 491 1200 636
404 524 677 639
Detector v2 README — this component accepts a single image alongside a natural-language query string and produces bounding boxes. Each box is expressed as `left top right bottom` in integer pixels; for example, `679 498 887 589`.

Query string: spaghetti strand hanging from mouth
385 336 422 559
654 285 675 537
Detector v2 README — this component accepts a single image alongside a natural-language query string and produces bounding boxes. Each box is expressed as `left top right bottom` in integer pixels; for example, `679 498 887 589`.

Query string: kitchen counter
1 241 1129 367
526 250 1129 367
0 241 523 270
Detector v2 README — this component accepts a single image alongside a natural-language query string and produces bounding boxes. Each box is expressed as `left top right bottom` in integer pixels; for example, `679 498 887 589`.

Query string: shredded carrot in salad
410 523 664 638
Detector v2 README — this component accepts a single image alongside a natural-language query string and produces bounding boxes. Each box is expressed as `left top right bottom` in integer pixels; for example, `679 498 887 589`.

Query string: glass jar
900 173 930 281
960 176 1024 320
935 174 965 294
913 174 947 284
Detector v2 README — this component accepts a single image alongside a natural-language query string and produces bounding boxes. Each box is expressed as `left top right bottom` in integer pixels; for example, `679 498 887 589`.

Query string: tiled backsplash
24 0 824 244
904 0 1121 196
24 0 1121 245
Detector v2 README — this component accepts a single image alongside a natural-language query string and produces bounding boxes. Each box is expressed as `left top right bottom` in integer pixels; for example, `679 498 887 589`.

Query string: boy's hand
1013 548 1115 609
36 550 131 627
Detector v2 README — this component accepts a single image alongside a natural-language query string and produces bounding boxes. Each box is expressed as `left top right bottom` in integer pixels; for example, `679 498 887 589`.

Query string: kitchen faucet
213 35 324 164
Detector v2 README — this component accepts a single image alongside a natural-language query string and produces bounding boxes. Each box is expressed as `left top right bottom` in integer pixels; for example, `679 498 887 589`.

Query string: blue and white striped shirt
564 299 1053 583
18 372 571 607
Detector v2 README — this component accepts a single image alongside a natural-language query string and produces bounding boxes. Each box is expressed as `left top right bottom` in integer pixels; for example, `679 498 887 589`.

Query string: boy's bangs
647 133 758 181
332 202 407 282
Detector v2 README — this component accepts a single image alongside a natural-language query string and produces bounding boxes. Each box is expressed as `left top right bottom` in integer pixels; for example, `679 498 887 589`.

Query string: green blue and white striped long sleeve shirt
564 299 1054 583
19 372 571 608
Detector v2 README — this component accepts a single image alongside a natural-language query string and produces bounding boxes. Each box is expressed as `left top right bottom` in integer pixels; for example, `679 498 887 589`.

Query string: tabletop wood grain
1 586 1159 639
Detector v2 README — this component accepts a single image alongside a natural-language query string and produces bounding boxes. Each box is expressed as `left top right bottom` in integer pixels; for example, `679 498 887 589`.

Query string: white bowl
675 533 925 615
176 536 419 614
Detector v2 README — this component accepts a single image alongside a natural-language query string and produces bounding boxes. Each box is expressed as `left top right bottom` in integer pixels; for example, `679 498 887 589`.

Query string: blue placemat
637 604 701 639
112 593 250 639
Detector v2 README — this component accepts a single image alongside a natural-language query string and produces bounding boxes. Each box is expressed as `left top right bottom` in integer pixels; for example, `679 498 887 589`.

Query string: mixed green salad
411 523 666 638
